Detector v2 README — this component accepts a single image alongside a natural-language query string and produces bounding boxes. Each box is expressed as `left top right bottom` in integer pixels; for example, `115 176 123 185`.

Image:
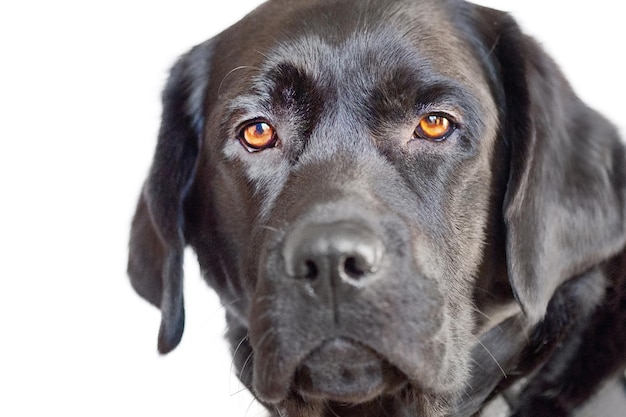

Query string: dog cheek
410 237 478 391
444 297 476 389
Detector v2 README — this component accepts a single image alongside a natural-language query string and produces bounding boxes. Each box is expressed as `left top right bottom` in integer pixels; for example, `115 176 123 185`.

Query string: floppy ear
491 13 626 322
128 40 213 353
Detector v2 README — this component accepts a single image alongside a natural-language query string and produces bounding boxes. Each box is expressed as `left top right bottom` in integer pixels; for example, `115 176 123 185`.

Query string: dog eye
238 121 278 151
414 114 454 141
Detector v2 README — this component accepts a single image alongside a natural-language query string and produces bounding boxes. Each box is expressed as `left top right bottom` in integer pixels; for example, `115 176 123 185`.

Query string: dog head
128 0 626 415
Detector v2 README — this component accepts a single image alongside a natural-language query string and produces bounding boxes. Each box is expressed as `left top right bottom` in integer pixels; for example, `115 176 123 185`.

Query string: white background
1 1 623 416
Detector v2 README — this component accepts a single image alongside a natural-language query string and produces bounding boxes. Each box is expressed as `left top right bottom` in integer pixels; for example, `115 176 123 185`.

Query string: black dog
128 0 626 415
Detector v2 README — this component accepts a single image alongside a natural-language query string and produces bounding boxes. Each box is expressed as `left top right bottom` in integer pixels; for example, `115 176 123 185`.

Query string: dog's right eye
413 114 455 142
238 121 278 152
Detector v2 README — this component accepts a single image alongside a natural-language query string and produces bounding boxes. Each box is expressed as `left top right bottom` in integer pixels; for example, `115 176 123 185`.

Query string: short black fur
128 0 626 415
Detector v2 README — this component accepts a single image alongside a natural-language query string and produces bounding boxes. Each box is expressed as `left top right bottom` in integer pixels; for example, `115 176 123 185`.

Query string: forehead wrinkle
264 13 488 105
264 30 460 113
265 32 418 111
230 15 496 155
221 0 490 116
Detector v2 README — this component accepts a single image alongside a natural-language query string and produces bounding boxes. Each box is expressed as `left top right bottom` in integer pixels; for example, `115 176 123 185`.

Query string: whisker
252 309 276 324
239 350 255 381
325 402 342 417
216 296 246 313
234 327 276 392
471 334 507 378
378 396 392 417
230 335 250 374
255 50 271 61
255 224 282 234
254 328 276 352
229 335 249 396
231 384 252 397
472 306 493 321
487 33 502 58
244 396 264 417
218 65 258 96
251 295 277 304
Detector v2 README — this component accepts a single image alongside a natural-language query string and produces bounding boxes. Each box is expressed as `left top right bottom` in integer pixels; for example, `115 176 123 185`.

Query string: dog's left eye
414 114 454 141
238 121 278 151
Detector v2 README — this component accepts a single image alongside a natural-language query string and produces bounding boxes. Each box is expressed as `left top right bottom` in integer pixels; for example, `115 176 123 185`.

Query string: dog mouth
291 338 408 404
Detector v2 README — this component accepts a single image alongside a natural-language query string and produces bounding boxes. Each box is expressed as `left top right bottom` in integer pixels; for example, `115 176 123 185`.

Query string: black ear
491 13 626 322
128 40 213 353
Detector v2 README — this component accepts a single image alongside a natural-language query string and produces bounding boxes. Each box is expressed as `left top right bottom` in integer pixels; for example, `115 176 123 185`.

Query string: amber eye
414 114 454 141
239 121 277 151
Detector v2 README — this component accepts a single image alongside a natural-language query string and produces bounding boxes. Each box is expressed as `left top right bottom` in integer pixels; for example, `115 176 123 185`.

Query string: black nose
283 222 385 287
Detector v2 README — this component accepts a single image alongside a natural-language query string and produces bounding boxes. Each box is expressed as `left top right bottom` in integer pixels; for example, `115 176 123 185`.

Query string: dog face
128 0 626 415
201 1 501 404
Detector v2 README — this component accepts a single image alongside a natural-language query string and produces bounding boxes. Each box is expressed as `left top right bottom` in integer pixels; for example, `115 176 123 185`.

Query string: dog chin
291 338 407 404
271 376 448 417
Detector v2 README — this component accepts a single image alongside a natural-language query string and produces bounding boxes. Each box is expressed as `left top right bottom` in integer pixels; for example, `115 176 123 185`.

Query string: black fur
128 0 626 415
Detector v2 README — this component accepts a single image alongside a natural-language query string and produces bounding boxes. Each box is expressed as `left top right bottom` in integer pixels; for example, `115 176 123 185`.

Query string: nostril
304 260 319 280
343 256 367 279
